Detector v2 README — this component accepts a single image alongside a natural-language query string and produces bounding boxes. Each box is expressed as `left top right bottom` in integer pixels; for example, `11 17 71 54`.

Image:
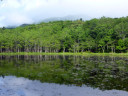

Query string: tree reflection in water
0 55 128 91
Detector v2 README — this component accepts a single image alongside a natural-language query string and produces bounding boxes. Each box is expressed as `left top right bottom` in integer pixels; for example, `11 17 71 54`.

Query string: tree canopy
0 17 128 53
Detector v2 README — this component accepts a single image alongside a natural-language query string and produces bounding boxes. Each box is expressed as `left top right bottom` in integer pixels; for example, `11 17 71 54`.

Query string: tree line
0 16 128 53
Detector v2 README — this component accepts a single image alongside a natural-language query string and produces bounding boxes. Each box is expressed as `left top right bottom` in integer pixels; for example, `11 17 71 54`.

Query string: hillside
0 17 128 53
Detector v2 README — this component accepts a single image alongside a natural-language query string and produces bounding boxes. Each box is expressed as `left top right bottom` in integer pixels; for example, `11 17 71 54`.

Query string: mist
0 0 128 27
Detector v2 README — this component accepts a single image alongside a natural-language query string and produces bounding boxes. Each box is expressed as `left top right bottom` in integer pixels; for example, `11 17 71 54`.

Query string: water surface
0 76 128 96
0 55 128 95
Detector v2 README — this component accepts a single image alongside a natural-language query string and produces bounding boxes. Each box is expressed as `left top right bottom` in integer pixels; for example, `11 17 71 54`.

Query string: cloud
6 13 33 25
0 0 128 27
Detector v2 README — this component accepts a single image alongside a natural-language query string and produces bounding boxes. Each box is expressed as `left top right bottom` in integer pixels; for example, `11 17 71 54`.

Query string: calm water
0 55 128 96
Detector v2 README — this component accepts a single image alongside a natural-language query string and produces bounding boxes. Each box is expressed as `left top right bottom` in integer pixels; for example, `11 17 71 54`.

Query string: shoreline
0 52 128 57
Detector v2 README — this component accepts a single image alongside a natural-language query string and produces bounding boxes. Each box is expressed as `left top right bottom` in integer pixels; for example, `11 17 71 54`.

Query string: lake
0 55 128 96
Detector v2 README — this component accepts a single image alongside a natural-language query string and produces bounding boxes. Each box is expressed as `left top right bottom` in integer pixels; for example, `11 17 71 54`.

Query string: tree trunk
111 47 113 53
102 47 105 53
40 47 42 53
63 48 65 53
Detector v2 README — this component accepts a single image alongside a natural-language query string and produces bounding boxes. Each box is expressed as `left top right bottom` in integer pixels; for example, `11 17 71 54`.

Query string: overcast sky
0 0 128 27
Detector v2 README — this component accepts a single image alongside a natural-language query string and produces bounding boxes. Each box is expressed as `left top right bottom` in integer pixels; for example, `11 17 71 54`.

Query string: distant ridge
5 24 30 29
19 24 30 27
5 15 91 28
42 15 91 22
6 26 16 29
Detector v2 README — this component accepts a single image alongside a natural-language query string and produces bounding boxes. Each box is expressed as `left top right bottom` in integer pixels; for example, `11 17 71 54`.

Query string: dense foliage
0 16 128 53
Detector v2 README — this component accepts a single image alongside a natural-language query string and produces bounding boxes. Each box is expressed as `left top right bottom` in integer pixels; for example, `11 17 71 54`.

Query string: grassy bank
0 52 128 57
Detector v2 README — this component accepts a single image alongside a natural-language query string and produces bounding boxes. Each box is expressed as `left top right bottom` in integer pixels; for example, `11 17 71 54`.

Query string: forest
0 16 128 53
